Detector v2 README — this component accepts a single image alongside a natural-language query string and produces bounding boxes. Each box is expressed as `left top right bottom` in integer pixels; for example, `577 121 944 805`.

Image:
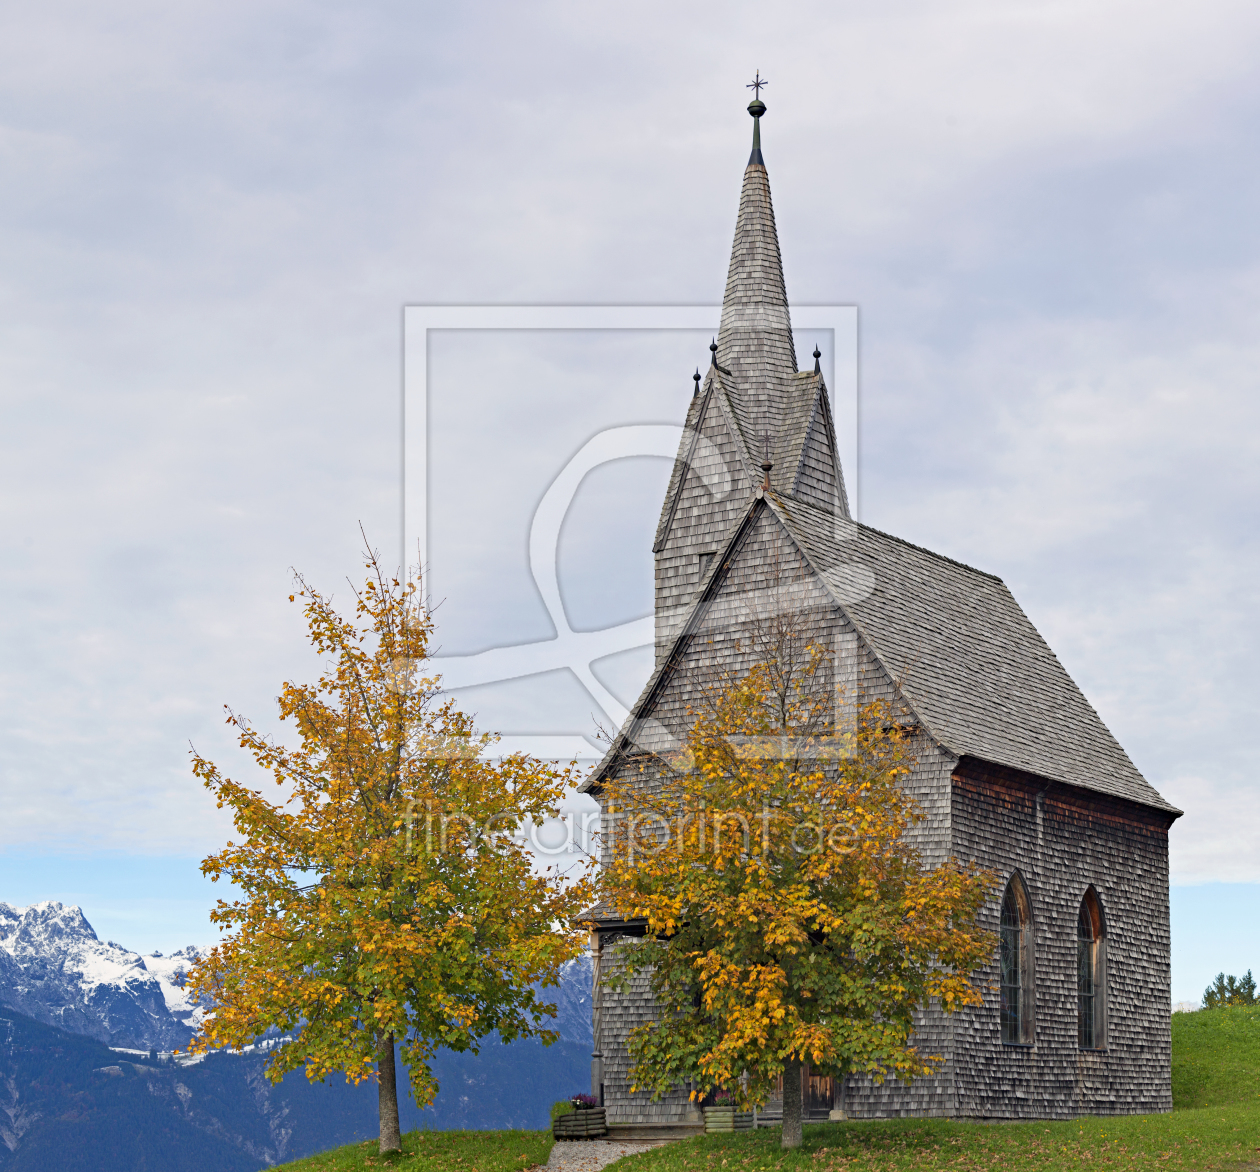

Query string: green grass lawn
609 1105 1260 1171
276 1007 1260 1171
274 1128 552 1171
607 1006 1260 1172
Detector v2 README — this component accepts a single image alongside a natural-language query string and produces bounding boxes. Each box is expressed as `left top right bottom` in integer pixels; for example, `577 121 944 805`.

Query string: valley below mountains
0 901 592 1170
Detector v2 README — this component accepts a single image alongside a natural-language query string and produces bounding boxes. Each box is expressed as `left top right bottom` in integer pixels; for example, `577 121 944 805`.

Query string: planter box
704 1106 736 1134
553 1108 608 1140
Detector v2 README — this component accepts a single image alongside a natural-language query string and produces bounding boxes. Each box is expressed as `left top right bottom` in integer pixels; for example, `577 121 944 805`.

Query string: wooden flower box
553 1107 608 1139
704 1105 736 1133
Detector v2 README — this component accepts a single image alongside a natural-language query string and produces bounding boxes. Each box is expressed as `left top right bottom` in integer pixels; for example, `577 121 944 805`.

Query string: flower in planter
570 1093 599 1110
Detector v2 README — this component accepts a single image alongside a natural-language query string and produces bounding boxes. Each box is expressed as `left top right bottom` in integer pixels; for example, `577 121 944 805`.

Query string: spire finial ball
748 98 766 118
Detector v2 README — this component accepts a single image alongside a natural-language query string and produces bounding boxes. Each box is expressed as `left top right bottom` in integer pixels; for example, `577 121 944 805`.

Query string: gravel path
546 1139 659 1172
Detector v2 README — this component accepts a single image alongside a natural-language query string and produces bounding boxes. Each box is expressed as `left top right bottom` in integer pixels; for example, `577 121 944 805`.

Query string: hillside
0 900 593 1062
1170 1003 1260 1108
0 897 593 1168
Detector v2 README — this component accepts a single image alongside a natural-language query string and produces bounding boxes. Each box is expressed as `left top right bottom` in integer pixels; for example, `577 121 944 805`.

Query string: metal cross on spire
746 70 767 98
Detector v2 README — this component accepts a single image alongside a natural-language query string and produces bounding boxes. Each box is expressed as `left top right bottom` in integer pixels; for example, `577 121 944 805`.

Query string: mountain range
0 901 592 1169
0 902 205 1051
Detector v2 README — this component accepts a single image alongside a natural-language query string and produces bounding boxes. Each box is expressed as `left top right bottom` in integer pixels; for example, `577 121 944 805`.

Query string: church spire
715 82 798 451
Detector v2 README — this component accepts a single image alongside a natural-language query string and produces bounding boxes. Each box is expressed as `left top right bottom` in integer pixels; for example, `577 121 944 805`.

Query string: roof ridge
780 496 1005 584
854 521 1005 584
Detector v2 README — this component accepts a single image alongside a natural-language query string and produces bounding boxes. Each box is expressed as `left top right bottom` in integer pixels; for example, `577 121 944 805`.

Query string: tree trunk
781 1057 803 1149
378 1032 402 1153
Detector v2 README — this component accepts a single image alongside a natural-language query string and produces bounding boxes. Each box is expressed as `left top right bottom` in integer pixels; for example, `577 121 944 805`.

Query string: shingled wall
840 735 960 1119
949 760 1174 1118
596 935 700 1127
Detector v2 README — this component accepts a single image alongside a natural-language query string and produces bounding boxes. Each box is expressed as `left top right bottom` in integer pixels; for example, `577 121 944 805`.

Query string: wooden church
579 94 1181 1135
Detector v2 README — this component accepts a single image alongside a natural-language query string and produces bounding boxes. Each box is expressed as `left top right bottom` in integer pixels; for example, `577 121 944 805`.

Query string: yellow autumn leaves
598 650 994 1130
185 549 594 1124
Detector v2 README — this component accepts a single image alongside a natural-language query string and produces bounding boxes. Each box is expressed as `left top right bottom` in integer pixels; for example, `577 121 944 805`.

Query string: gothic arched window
1078 888 1106 1049
999 874 1033 1045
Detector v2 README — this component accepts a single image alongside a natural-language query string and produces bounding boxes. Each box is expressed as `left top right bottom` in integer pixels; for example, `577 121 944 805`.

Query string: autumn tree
187 547 593 1153
599 636 994 1149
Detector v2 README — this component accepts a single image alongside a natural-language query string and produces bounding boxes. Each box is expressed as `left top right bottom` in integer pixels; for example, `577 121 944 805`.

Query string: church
579 93 1181 1134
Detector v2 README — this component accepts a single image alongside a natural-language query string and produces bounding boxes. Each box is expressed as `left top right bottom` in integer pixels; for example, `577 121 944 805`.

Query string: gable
652 379 711 555
652 376 757 659
653 371 752 555
585 498 978 877
590 501 892 783
790 391 847 514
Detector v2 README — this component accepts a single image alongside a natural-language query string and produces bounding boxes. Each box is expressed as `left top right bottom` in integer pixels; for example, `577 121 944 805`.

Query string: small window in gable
999 873 1033 1045
698 552 716 581
1078 888 1106 1050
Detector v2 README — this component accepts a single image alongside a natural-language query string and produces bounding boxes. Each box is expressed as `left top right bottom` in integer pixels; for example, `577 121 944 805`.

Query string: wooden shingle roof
774 496 1180 815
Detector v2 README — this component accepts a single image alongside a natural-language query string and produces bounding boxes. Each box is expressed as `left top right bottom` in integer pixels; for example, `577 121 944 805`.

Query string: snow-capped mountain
0 901 206 1050
143 944 211 1035
546 956 593 1047
0 898 593 1057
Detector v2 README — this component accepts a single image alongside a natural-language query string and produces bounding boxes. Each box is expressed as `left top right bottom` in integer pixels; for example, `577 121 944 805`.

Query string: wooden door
803 1065 833 1116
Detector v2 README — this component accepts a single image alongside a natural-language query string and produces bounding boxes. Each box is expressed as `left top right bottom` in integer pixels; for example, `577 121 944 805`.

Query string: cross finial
746 76 767 162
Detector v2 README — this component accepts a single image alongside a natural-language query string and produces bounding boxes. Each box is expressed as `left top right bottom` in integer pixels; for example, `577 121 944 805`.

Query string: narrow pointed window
1078 889 1105 1049
999 874 1033 1044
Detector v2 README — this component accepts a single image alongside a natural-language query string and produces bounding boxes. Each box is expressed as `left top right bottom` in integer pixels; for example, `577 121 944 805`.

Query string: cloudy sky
1 0 1257 1003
